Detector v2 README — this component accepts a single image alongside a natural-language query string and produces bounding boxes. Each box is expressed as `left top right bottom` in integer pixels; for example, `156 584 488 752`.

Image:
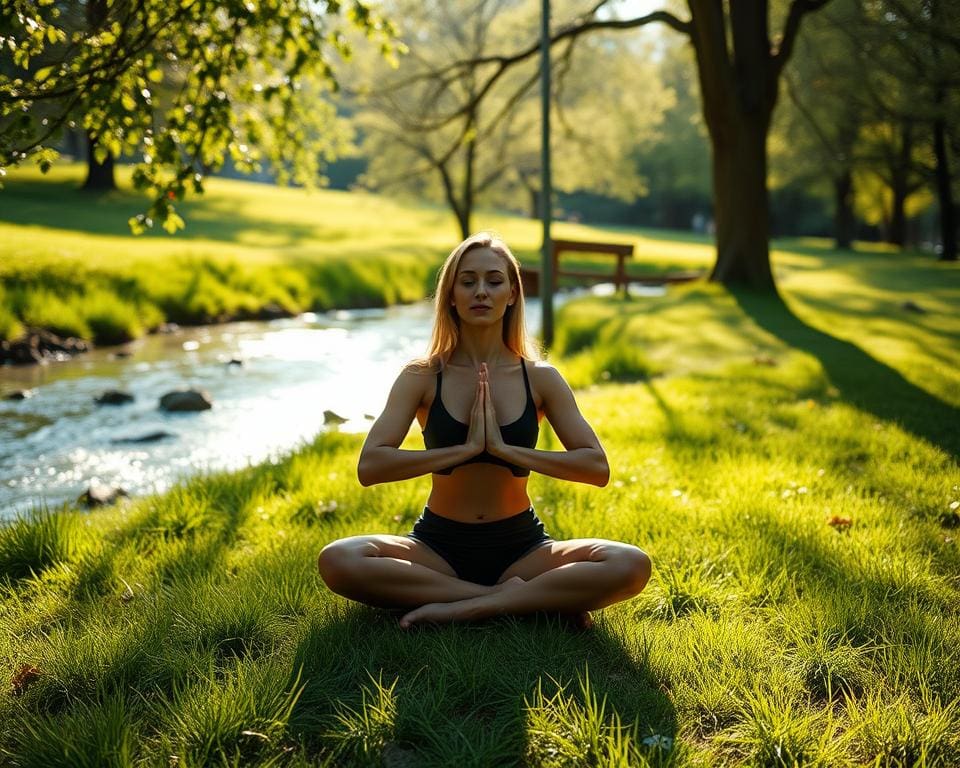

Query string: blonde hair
410 232 541 372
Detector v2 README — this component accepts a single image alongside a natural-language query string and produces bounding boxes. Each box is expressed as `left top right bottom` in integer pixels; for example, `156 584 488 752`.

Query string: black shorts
407 506 553 586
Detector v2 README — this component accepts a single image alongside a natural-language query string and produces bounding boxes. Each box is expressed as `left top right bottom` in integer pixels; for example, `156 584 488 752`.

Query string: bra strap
520 358 532 399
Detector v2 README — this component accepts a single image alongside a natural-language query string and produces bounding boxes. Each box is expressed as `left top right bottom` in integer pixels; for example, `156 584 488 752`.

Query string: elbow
594 454 610 487
356 455 376 487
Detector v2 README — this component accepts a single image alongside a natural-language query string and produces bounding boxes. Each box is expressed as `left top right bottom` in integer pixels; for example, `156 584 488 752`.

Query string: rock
901 300 926 314
0 327 89 366
159 389 213 412
227 357 243 366
323 409 348 425
77 483 130 508
5 389 34 400
156 322 180 334
254 302 295 320
364 413 376 420
95 389 135 405
110 350 133 359
110 430 176 444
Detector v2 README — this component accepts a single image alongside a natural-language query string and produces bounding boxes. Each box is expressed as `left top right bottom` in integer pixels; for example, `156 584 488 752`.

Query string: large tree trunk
82 133 116 191
709 115 775 288
834 168 854 250
691 1 777 292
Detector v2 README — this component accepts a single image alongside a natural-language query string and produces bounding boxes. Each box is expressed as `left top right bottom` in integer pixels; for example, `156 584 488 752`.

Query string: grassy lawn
1 168 959 766
1 164 714 345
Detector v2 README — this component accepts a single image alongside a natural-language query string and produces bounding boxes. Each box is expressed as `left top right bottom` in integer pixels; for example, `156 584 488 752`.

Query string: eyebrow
458 269 505 276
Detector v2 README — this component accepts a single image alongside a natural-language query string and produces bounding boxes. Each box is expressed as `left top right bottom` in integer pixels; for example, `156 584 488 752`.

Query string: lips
470 305 491 310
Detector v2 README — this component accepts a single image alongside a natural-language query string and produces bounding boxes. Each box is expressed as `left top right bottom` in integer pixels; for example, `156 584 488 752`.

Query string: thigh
329 533 457 578
496 538 630 583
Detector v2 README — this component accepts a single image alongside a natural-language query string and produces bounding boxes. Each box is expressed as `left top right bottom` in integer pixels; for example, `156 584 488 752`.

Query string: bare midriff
426 466 532 522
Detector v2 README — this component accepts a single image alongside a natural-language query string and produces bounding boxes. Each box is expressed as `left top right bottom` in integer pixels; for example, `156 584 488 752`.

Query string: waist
420 505 539 530
428 468 530 520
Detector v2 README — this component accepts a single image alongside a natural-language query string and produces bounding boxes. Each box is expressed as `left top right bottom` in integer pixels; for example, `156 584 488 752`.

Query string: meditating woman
318 232 651 628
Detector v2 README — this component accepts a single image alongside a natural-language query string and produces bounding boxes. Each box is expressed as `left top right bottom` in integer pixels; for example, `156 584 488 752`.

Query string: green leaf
147 68 163 83
128 215 147 235
162 212 185 234
35 66 55 81
121 93 136 111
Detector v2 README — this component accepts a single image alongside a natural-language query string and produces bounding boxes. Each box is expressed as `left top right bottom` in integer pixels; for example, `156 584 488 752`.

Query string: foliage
0 0 399 232
348 0 672 235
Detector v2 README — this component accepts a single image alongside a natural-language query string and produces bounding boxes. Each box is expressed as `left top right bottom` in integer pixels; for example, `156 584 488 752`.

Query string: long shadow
731 289 960 463
288 606 676 766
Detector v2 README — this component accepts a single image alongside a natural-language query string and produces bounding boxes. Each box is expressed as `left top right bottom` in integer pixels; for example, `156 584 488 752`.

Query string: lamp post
540 0 554 349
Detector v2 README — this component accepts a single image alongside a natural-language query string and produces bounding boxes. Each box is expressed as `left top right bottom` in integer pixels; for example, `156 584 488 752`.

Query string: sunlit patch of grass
0 507 76 581
524 670 672 768
722 687 850 767
848 690 960 767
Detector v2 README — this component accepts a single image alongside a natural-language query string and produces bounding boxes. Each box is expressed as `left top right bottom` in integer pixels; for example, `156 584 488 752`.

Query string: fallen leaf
827 514 853 531
11 664 41 696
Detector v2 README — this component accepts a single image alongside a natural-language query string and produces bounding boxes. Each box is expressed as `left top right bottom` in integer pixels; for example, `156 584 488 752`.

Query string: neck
453 324 511 368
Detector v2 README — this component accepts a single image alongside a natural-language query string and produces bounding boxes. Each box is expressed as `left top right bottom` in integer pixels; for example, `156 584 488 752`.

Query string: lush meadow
0 164 704 346
1 169 959 766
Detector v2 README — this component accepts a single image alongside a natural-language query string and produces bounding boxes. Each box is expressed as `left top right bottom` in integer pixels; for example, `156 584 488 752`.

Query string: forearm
495 445 609 486
357 444 475 486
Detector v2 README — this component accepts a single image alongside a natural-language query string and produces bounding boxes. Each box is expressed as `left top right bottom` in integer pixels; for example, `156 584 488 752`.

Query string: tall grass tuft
154 660 304 765
324 672 399 766
7 693 138 768
0 506 75 580
524 669 670 767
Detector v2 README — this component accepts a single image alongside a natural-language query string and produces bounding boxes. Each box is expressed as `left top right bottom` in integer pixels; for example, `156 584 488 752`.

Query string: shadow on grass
288 605 676 765
732 289 960 463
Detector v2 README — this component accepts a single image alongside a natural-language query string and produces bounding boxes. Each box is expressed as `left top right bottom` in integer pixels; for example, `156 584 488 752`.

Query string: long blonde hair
410 232 541 371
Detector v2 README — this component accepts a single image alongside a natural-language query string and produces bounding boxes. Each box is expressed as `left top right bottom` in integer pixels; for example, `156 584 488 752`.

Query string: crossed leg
398 538 651 627
318 534 651 628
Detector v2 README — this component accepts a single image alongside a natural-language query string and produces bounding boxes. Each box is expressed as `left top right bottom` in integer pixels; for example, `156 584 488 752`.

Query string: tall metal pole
539 0 554 349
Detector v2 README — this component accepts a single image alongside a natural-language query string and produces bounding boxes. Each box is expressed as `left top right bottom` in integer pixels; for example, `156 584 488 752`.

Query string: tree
771 0 865 249
396 1 834 291
348 0 672 239
0 0 395 232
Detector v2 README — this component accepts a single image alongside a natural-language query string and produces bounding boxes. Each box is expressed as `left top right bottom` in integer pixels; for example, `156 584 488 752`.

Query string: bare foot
399 598 484 628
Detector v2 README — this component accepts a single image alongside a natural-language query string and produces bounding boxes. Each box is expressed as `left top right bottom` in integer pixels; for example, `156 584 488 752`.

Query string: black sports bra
422 358 539 476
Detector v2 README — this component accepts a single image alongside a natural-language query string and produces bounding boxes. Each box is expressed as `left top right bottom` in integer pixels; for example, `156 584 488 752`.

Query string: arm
482 363 609 487
357 367 485 486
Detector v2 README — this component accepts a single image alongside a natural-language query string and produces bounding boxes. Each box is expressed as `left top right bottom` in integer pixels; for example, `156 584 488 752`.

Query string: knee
317 540 358 594
614 546 651 596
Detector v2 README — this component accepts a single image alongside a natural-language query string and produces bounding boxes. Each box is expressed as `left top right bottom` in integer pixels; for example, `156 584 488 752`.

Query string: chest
418 363 540 427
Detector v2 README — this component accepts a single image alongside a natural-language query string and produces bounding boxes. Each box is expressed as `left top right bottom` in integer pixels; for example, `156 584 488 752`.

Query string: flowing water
0 286 662 518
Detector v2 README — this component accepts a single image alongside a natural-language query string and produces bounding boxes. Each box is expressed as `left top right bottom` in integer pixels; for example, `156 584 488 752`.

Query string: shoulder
527 360 570 398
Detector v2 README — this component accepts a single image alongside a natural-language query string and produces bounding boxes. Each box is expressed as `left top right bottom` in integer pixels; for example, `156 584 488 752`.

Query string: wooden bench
518 238 702 297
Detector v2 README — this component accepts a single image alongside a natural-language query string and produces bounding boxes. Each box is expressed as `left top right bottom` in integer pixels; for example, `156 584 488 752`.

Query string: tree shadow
731 289 960 462
287 604 676 765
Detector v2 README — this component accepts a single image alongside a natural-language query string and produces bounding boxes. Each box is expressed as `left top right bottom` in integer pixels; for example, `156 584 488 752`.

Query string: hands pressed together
464 362 508 458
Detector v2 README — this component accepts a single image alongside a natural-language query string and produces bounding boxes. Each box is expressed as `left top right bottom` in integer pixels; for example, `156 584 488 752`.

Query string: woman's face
451 247 517 327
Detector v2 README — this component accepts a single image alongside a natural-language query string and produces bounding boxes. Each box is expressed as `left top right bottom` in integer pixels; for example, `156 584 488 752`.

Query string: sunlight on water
0 288 626 517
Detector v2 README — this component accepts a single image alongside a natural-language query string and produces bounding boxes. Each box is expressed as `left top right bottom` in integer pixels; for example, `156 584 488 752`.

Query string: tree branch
772 0 832 79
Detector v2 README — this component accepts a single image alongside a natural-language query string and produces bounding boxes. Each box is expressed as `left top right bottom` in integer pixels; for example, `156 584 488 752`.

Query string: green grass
1 168 960 765
1 163 719 345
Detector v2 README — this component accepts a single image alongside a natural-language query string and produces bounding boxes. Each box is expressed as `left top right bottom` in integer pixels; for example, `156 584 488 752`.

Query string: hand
481 363 507 457
464 372 485 457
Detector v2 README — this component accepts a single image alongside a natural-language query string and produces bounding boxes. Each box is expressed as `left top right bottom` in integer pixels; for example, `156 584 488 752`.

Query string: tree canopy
0 0 396 232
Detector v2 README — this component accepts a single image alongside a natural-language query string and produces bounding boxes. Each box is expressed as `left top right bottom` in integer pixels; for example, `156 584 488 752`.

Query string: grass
1 163 716 345
1 169 959 765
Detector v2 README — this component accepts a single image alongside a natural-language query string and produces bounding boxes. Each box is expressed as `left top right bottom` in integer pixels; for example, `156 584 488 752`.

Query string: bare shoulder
527 360 572 406
528 360 567 388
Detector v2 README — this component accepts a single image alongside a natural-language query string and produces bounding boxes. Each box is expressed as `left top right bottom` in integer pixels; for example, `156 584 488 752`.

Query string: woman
318 232 651 629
